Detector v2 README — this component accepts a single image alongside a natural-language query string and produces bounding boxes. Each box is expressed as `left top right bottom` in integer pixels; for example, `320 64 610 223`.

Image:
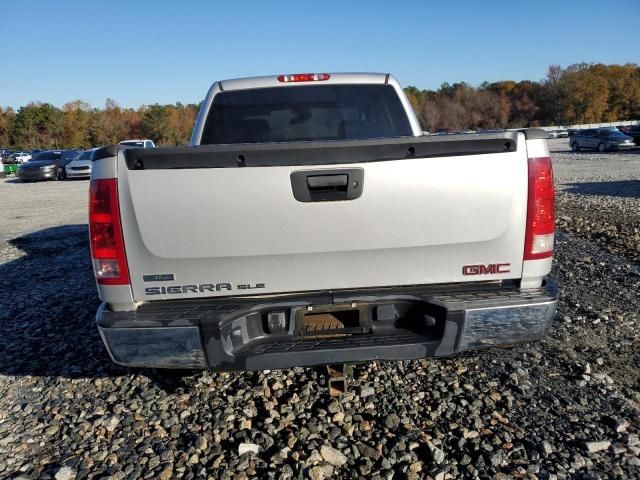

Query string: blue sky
2 0 639 109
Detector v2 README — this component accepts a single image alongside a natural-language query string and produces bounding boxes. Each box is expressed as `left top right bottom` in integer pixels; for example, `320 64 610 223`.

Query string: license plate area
293 303 371 339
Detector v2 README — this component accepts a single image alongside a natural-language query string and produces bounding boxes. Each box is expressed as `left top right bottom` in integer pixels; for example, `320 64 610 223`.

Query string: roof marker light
277 73 331 83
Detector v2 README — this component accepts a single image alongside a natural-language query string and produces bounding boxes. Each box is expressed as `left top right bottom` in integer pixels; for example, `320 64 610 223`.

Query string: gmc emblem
462 263 511 275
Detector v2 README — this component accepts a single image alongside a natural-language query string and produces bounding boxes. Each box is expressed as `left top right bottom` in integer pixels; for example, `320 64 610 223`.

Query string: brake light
277 73 330 83
524 156 555 260
89 179 130 285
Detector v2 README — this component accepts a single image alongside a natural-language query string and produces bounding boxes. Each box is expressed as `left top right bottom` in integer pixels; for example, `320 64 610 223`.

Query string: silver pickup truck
89 72 558 370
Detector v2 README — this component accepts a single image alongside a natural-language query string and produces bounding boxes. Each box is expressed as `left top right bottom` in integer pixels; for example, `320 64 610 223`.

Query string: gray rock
615 419 630 433
489 450 505 467
55 466 77 480
357 442 381 461
104 415 120 433
238 443 260 455
627 434 640 446
195 434 208 451
429 445 446 464
572 453 586 470
584 440 611 453
308 464 334 480
319 445 347 467
384 414 401 429
360 386 375 398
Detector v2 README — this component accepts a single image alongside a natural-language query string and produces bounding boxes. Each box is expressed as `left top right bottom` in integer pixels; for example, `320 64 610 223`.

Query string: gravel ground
0 144 639 480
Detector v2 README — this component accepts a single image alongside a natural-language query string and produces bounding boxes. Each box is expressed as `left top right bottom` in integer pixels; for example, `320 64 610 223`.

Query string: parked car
17 149 82 181
119 139 156 148
90 72 558 371
556 129 569 138
0 149 13 160
64 148 97 179
548 130 568 139
570 129 635 152
624 125 640 144
5 151 31 163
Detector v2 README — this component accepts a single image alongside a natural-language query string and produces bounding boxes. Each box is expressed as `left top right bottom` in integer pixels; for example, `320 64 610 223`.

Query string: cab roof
218 72 391 92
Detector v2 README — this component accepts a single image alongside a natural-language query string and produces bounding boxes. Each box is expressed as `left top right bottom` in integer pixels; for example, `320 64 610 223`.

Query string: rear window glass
121 141 145 147
34 151 62 161
606 130 626 137
201 84 413 144
61 150 80 161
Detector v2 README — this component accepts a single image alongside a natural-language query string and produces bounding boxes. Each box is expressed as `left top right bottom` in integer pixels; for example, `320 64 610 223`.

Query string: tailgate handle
306 174 348 190
291 168 364 202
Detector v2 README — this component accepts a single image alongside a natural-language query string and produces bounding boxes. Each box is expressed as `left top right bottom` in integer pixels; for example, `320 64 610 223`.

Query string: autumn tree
88 98 138 146
62 100 92 148
0 108 15 146
560 67 609 123
167 103 198 145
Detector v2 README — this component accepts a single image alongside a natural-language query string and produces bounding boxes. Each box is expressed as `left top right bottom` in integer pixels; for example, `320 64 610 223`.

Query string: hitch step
327 363 354 396
295 303 371 339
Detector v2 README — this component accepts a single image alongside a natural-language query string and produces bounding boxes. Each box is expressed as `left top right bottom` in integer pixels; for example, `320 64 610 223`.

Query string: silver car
547 129 568 139
570 128 635 152
65 148 98 179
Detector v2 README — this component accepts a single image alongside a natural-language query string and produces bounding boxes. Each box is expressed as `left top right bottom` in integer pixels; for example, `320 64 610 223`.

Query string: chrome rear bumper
97 279 559 370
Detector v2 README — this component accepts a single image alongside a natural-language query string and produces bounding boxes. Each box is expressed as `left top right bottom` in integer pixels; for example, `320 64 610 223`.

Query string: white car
547 130 560 139
8 152 32 163
119 139 155 148
64 148 98 180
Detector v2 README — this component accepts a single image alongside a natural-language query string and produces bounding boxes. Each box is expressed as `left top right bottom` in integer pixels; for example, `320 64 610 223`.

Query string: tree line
406 63 640 132
0 99 199 150
1 63 639 149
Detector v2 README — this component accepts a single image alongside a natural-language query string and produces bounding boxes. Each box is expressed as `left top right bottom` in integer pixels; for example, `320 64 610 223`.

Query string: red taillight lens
524 157 555 260
89 179 130 285
277 73 330 83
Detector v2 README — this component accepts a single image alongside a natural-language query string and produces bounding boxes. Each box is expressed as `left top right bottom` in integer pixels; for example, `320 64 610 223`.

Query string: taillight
277 73 330 83
524 156 555 260
89 179 130 285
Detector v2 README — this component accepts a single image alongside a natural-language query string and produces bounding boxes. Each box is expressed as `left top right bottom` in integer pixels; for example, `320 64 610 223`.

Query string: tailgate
118 135 528 301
